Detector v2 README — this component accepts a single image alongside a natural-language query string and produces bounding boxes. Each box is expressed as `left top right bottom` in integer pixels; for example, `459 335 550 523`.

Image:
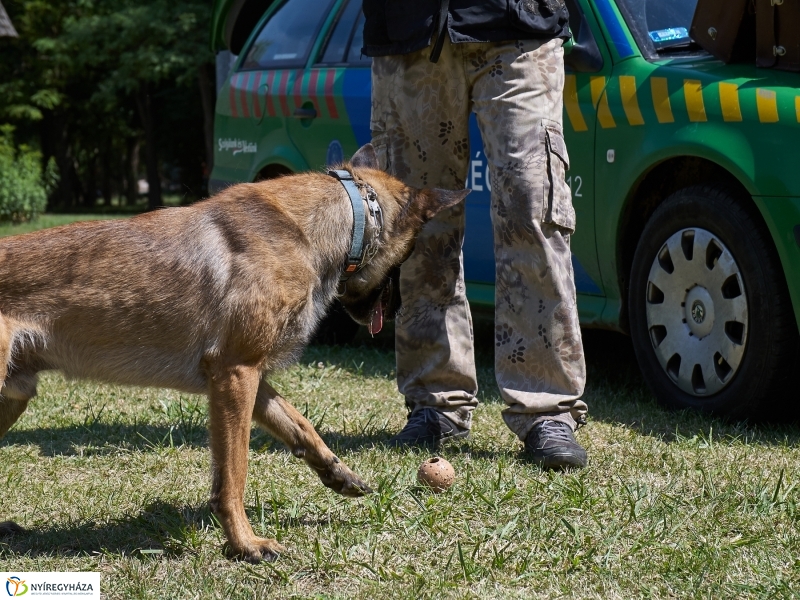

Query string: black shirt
362 0 571 57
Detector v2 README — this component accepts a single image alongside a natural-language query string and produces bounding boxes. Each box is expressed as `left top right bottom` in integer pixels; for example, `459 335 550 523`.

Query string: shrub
0 124 55 223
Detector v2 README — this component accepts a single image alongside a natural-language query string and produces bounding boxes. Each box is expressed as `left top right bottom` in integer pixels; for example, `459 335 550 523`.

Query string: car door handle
292 107 317 119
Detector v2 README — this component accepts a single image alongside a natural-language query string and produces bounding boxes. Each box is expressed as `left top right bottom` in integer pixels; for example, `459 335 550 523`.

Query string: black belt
429 0 450 63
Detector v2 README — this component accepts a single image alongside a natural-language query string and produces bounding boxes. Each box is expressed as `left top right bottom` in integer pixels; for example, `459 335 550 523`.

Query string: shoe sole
528 451 587 470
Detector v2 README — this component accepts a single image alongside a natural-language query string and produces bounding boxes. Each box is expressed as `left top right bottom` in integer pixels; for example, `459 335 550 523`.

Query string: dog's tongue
369 299 383 335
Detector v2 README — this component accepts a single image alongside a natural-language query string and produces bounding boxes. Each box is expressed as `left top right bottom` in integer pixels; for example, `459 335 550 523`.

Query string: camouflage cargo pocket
542 124 576 232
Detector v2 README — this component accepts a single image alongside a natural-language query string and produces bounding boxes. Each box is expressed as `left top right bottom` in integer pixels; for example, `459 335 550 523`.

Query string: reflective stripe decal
229 74 239 118
650 77 674 123
278 71 290 117
719 82 742 122
309 69 321 116
239 72 251 119
293 71 303 112
251 71 263 119
324 69 339 119
796 96 800 123
265 71 277 117
591 76 616 129
619 75 644 126
684 80 707 122
564 75 588 132
757 88 779 123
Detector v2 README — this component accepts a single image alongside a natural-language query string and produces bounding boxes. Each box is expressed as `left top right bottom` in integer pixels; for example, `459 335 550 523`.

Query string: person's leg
467 38 588 466
371 42 476 445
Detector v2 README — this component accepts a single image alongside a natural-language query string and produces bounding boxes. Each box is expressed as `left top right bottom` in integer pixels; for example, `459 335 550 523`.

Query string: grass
0 214 122 237
1 325 799 599
1 215 799 598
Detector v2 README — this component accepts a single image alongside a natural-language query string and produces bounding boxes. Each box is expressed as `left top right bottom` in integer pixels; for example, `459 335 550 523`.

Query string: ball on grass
417 457 455 493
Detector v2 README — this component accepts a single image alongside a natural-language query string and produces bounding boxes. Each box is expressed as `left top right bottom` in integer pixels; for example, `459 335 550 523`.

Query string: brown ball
417 457 455 492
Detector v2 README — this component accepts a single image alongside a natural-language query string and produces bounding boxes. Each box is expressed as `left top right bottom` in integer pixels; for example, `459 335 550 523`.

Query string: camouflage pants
371 37 588 440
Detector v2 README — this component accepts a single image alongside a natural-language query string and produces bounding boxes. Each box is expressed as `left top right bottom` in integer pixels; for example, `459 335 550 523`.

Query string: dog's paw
0 521 24 537
227 537 287 564
314 459 373 497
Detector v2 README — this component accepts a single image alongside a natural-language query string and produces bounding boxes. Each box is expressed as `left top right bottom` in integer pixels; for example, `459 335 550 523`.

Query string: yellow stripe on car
591 76 616 129
650 77 674 124
757 88 779 123
684 80 707 122
718 82 743 122
796 96 800 122
564 75 589 132
619 75 644 126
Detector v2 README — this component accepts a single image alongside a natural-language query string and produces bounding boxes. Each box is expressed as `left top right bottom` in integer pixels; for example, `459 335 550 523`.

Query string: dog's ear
397 188 470 230
350 144 379 170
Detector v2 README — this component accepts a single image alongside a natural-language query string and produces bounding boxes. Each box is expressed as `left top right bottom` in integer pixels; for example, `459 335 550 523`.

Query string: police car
210 0 800 418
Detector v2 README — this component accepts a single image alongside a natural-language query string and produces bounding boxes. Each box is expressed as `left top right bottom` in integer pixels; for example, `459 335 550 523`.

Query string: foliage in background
0 124 56 222
0 0 215 211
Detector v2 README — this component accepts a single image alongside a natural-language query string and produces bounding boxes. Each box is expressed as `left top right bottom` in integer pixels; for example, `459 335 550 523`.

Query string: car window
319 0 361 64
240 0 335 70
346 12 370 65
616 0 703 58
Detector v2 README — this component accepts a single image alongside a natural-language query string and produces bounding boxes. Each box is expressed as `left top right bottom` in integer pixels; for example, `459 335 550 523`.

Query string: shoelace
533 420 573 443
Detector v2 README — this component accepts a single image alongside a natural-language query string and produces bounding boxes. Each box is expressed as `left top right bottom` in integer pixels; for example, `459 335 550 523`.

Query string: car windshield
616 0 701 54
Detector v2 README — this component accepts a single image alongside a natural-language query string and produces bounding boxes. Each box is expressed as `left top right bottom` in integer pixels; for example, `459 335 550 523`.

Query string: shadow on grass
577 329 800 448
3 421 390 458
0 501 337 559
0 501 214 559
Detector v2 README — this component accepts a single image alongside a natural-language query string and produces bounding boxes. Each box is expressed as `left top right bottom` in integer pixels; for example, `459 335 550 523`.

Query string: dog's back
0 175 352 396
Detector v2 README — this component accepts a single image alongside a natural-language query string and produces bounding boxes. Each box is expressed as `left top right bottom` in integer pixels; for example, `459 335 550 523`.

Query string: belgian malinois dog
0 144 468 562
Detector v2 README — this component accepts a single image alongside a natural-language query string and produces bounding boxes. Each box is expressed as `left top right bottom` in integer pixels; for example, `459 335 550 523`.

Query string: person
362 0 588 469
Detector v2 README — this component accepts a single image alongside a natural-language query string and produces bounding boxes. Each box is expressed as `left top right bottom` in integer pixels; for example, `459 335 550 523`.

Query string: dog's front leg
253 380 372 497
207 364 286 563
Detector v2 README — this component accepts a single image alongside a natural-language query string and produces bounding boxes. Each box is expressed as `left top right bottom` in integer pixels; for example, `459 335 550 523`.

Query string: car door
224 0 336 178
284 0 371 170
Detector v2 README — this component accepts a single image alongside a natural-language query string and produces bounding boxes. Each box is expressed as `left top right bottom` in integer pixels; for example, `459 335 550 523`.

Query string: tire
628 185 798 419
312 300 361 345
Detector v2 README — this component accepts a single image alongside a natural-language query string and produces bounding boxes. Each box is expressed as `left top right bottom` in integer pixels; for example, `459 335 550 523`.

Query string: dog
0 144 468 562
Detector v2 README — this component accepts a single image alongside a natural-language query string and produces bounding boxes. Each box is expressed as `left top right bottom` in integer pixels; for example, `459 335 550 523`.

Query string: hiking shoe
524 420 587 470
387 407 470 448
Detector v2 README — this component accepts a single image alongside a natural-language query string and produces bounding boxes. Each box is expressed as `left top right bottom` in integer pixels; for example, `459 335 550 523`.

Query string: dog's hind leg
0 316 27 537
252 380 372 497
206 363 287 563
0 317 31 440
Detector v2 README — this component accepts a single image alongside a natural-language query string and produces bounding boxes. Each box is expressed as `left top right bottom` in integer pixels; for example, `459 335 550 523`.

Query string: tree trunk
198 62 216 195
84 151 97 209
135 86 162 210
123 137 140 206
101 139 112 206
44 112 76 210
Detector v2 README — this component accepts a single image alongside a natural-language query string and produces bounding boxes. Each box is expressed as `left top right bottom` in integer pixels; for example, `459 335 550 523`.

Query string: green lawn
1 324 798 599
0 214 121 238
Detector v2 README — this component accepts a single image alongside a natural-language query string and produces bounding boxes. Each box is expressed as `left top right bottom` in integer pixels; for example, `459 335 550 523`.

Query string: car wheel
312 300 361 345
628 185 797 418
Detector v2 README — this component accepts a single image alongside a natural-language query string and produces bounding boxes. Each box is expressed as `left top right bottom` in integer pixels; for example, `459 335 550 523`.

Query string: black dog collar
328 169 382 281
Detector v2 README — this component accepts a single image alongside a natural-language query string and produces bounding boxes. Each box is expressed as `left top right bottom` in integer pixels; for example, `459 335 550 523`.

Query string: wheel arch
616 155 773 333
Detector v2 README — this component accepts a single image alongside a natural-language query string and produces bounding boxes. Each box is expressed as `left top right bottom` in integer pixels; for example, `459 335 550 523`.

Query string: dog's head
336 144 469 334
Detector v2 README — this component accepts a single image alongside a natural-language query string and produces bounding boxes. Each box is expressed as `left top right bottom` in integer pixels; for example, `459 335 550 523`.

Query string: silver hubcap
645 228 748 396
